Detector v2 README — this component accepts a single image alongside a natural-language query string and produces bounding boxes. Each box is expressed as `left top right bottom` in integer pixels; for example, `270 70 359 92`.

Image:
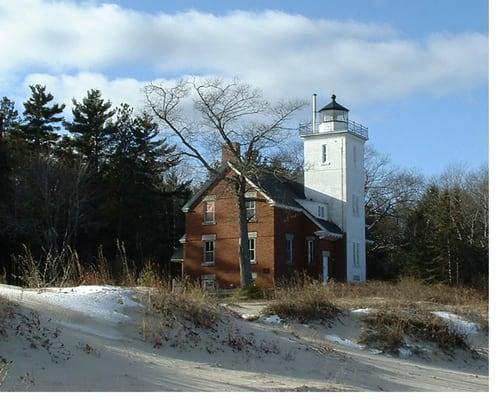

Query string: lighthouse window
321 144 327 163
352 242 360 267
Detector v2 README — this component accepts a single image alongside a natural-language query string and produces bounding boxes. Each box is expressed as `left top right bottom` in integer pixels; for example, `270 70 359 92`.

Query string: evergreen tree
104 104 186 268
0 96 20 138
66 89 115 174
17 85 65 151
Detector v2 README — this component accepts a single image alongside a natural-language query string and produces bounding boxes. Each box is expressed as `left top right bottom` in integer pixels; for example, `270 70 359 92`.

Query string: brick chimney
221 142 241 163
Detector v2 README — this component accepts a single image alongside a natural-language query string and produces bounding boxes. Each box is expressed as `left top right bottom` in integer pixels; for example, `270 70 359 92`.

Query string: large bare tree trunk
236 177 253 287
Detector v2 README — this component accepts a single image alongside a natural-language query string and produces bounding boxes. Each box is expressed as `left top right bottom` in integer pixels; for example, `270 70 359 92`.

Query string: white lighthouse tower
301 94 368 282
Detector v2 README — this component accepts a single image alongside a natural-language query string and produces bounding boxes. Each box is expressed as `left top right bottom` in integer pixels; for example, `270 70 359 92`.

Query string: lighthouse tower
301 94 368 282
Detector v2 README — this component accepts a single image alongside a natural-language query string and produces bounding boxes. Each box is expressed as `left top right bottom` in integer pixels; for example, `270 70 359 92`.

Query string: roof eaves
181 165 230 212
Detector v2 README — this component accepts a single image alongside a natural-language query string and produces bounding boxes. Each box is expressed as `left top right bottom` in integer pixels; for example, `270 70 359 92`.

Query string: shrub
231 285 267 301
265 277 341 323
148 281 220 329
359 308 468 353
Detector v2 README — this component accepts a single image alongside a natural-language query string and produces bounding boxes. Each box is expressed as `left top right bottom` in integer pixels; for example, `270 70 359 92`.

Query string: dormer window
321 144 327 163
318 205 325 218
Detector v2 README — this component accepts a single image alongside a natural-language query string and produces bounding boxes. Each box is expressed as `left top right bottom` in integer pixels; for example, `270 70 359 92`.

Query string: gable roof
181 162 343 237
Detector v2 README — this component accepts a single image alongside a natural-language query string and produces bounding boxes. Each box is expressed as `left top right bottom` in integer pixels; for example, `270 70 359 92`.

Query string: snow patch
431 311 479 336
325 334 364 350
351 308 372 314
399 347 413 358
263 315 282 324
0 284 141 324
241 313 259 321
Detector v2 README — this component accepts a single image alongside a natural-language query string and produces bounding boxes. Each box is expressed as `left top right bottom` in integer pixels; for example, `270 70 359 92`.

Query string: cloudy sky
0 0 488 175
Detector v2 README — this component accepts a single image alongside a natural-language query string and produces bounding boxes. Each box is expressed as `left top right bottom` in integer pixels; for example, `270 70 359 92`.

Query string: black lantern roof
319 94 349 112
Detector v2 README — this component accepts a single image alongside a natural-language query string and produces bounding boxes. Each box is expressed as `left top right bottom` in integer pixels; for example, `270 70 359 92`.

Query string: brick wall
183 176 276 288
183 172 347 287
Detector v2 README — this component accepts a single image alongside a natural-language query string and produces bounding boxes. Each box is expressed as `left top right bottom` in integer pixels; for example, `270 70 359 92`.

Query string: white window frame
307 238 314 264
318 205 325 218
321 144 327 164
245 199 256 221
202 196 216 224
202 234 216 266
249 237 257 264
286 233 294 264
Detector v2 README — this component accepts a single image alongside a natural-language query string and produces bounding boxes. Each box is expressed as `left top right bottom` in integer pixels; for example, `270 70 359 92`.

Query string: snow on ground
0 287 489 391
351 308 372 314
263 314 282 324
431 311 479 336
398 347 413 358
0 284 141 324
325 334 364 350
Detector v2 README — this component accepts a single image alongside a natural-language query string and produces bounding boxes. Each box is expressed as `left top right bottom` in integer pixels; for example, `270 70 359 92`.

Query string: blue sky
0 0 488 176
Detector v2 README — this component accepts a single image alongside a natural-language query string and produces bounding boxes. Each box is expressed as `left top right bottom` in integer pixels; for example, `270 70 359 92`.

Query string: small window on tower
321 144 327 163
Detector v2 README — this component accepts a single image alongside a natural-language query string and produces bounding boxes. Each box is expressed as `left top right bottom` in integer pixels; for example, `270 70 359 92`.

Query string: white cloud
0 0 488 108
22 72 149 114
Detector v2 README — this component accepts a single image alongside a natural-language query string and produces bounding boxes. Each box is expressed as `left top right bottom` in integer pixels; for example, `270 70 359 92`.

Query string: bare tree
145 77 305 287
364 145 424 232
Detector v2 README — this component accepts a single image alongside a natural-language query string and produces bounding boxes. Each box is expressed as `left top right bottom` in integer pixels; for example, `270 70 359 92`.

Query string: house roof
319 94 349 112
181 162 344 237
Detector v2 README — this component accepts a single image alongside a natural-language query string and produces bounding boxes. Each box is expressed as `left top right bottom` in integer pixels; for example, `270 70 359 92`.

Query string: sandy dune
0 284 488 391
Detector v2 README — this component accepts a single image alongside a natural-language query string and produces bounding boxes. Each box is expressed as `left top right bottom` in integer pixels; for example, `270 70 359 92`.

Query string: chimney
312 93 317 133
221 142 241 163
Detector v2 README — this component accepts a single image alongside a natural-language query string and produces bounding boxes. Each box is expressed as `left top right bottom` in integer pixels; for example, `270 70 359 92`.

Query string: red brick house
178 94 368 288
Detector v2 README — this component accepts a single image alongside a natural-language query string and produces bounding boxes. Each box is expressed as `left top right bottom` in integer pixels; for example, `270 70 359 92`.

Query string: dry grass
144 280 221 332
264 277 487 353
267 277 487 323
265 278 342 323
359 308 467 353
325 277 487 306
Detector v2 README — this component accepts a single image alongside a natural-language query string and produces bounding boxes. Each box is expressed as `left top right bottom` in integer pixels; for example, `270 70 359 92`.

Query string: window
353 146 357 166
202 234 216 265
307 239 314 264
321 144 327 163
203 198 215 224
352 195 360 217
318 205 325 218
286 234 294 264
249 237 256 263
352 242 360 267
245 199 256 221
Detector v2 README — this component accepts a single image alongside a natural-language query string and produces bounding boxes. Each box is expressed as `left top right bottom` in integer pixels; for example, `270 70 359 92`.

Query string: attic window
203 198 215 224
245 199 256 221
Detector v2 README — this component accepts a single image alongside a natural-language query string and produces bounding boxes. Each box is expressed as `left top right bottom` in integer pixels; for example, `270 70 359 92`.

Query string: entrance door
322 251 330 284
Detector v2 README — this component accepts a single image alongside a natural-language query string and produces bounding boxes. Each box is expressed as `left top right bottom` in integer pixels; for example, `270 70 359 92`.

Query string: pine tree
104 104 185 266
17 85 65 151
0 97 20 138
66 89 115 174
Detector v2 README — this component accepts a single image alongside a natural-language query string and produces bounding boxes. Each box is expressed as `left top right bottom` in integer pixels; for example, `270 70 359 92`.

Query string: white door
322 251 330 284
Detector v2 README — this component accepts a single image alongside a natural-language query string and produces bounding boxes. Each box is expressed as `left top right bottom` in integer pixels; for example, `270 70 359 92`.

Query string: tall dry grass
266 276 488 325
8 241 169 289
265 277 342 323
